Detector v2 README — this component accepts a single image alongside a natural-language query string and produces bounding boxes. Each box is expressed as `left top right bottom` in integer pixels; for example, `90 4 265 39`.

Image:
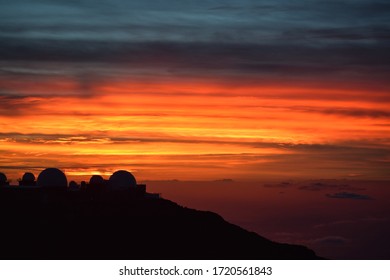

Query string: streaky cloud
326 192 373 200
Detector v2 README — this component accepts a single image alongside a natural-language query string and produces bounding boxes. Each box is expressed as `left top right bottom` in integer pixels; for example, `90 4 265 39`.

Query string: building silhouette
37 168 68 189
0 172 9 187
68 181 79 191
108 170 137 190
0 168 153 199
19 172 36 186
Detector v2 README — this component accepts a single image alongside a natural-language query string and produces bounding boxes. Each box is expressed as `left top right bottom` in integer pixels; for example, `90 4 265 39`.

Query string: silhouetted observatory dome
89 175 104 186
37 168 68 189
0 172 7 184
108 170 137 191
22 172 35 182
68 180 79 191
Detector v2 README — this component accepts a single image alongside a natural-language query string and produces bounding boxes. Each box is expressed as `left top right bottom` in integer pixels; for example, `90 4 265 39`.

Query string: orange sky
1 75 389 183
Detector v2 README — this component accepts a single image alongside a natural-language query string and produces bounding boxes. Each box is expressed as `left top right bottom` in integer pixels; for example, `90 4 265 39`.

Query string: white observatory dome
37 168 68 189
108 170 137 191
22 172 35 182
89 175 104 186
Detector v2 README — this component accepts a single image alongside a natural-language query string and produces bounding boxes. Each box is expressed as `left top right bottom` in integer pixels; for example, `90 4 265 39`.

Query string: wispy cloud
326 192 373 200
309 236 350 245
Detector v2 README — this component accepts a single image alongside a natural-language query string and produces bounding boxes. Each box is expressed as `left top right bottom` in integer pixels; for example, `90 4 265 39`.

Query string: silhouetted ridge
0 186 320 259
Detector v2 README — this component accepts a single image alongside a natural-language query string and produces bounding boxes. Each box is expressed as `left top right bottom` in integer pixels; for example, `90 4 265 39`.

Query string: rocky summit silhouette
0 187 320 260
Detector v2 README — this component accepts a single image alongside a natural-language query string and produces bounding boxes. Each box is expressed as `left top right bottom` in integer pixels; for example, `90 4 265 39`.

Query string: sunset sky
1 0 389 182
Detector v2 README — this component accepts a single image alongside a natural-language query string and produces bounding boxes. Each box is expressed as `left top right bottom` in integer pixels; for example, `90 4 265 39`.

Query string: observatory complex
0 168 154 198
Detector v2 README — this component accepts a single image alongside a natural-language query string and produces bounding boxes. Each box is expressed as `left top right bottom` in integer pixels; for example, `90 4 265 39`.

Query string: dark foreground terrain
0 188 320 259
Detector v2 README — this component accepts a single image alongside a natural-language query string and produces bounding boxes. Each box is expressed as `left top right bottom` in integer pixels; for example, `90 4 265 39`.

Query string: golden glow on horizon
1 78 390 181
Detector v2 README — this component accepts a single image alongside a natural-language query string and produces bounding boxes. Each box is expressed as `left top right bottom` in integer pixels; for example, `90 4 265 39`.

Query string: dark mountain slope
0 188 320 259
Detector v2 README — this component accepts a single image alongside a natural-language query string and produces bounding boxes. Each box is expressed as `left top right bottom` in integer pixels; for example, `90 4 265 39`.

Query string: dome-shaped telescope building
19 172 36 186
22 172 35 182
109 170 137 191
0 172 8 186
89 175 105 187
37 168 68 189
87 174 106 194
108 170 146 197
68 180 80 191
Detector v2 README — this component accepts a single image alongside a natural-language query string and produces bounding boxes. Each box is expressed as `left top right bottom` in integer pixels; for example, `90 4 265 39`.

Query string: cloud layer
0 0 389 181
